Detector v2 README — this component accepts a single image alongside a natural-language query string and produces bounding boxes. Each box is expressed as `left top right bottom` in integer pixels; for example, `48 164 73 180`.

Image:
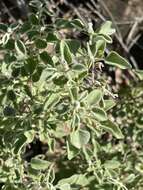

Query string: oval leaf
35 39 47 49
67 141 79 160
15 40 27 58
92 107 108 121
105 51 131 69
101 120 124 139
44 93 60 110
40 51 54 65
104 99 116 111
70 129 90 149
60 41 72 64
31 158 50 170
71 19 84 29
72 64 87 72
86 89 103 106
98 21 115 36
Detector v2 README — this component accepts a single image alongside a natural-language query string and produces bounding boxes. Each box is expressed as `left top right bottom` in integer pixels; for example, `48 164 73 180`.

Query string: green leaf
64 42 72 64
72 64 87 72
55 103 69 115
95 39 106 58
97 33 113 43
134 69 143 80
46 32 59 42
135 163 143 174
14 135 27 154
69 86 79 101
104 160 120 169
71 19 84 29
59 184 71 190
0 23 8 32
70 129 90 149
20 21 31 33
58 174 89 186
15 40 27 58
2 33 10 45
27 30 40 40
31 158 50 170
105 51 131 69
66 40 80 54
4 53 16 63
55 19 71 28
104 99 116 111
71 114 80 129
40 51 54 65
7 90 16 101
87 42 94 61
24 85 32 97
92 107 108 121
32 65 43 82
24 56 38 75
4 39 15 50
98 21 115 36
24 130 35 143
67 141 79 160
28 166 40 179
101 120 124 139
60 41 72 64
2 185 17 190
44 93 60 110
86 89 103 106
53 75 68 86
29 13 39 25
35 39 47 49
12 67 20 78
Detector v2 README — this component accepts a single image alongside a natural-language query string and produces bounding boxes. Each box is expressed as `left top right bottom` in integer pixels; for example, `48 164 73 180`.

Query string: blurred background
0 0 143 70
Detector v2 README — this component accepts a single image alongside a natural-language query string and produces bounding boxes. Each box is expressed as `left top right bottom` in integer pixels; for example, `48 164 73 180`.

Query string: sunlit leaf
105 51 131 69
92 107 108 121
15 40 27 58
70 129 90 149
86 89 103 106
101 120 124 139
31 158 50 170
14 135 27 154
98 21 116 36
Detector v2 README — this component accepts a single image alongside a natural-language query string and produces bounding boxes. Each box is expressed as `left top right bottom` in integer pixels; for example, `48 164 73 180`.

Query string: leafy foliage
0 4 134 190
110 80 143 189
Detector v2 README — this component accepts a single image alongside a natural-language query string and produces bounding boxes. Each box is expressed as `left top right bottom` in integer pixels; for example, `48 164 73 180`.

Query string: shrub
110 79 143 189
0 8 133 190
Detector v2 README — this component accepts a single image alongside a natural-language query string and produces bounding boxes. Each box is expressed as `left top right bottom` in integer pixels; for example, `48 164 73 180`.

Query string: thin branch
97 0 123 39
64 0 88 27
87 0 138 69
1 1 16 22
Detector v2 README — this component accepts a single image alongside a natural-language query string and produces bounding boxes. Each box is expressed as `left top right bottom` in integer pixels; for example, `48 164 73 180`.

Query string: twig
64 0 88 27
128 33 142 51
126 20 138 46
1 1 16 22
97 0 123 39
86 1 106 22
87 0 138 69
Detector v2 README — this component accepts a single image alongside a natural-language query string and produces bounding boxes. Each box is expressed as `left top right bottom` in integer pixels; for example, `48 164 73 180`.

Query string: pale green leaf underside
70 129 90 149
